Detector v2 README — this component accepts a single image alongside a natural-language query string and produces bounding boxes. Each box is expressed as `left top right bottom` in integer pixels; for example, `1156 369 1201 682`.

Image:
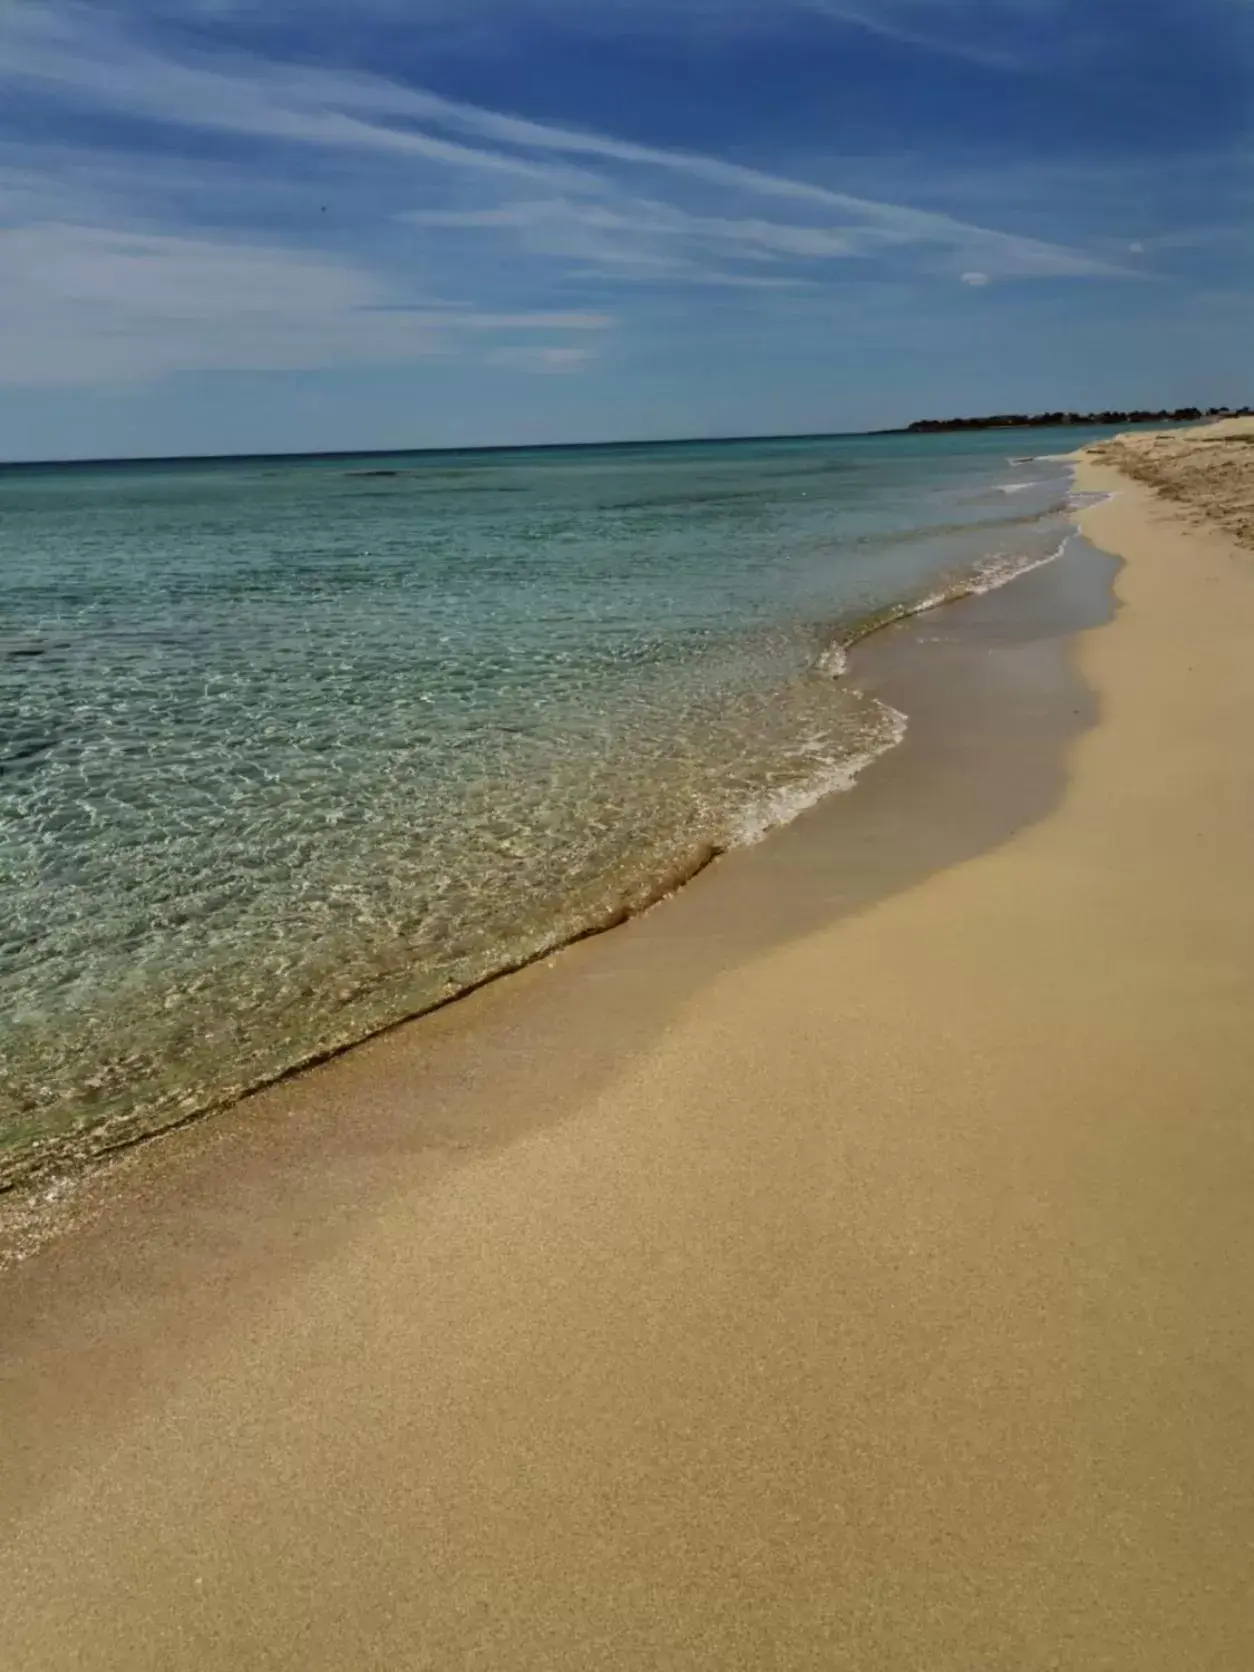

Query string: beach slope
3 425 1254 1669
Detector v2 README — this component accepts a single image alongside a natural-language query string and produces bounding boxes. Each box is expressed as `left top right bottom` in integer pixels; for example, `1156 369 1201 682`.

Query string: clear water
0 428 1093 1184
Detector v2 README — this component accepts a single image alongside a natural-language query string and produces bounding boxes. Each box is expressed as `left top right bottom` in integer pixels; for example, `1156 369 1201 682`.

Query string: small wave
997 481 1034 494
965 535 1072 595
1067 489 1115 511
816 641 849 678
850 503 1066 552
732 701 907 845
820 534 1073 676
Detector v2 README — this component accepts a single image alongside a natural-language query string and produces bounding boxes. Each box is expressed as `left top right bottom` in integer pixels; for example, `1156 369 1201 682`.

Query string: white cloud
796 0 1055 69
370 81 1116 277
960 270 991 285
175 0 1068 71
0 3 1121 282
488 344 595 373
0 1 1125 387
0 223 608 385
400 196 855 284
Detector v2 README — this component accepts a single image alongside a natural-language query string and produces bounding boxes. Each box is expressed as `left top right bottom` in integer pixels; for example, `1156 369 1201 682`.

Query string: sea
0 426 1111 1185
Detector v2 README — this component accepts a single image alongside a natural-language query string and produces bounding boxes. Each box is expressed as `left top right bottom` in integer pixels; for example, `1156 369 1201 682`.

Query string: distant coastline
890 405 1252 435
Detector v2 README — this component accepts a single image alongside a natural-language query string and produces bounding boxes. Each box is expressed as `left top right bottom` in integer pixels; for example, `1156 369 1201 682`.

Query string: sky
0 0 1250 459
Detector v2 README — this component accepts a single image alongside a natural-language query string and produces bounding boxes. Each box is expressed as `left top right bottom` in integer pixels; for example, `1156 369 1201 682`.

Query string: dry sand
1087 416 1254 546
3 426 1254 1669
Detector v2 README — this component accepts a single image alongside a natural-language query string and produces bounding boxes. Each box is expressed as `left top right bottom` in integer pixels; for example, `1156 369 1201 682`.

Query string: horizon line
2 406 1229 471
0 426 876 471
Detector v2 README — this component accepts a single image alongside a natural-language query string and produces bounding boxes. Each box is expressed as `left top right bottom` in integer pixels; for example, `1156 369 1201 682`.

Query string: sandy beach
4 424 1254 1668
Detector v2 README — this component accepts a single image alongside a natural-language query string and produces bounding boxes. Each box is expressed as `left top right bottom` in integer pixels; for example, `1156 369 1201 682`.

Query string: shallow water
0 427 1108 1180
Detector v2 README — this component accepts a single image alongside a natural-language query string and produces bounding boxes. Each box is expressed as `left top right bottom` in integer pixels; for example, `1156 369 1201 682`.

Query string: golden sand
3 427 1253 1668
1087 415 1254 545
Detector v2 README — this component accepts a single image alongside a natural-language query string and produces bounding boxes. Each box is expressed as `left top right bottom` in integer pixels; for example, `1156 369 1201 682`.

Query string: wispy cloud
0 0 1126 388
0 222 607 385
1 5 1125 260
340 73 1119 278
795 0 1056 69
6 5 1120 267
397 180 1115 285
488 343 597 373
400 196 848 286
140 0 1070 72
0 5 588 189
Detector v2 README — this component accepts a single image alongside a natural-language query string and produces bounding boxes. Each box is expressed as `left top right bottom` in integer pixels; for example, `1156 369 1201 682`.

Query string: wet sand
3 434 1254 1668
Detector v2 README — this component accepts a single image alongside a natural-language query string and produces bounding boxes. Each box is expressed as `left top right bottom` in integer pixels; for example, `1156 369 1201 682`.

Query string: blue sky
1 0 1250 458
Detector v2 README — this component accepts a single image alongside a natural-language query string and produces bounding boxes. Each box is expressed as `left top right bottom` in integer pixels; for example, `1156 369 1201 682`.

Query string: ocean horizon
0 427 887 477
0 413 1193 473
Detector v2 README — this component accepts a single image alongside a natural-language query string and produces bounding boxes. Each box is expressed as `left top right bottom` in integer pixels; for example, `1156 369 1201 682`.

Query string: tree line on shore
897 406 1250 434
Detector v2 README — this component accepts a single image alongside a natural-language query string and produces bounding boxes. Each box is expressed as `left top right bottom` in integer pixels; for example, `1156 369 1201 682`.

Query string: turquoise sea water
1 428 1099 1183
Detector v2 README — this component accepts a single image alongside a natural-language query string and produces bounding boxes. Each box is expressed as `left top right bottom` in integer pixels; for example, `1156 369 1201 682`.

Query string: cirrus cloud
0 222 609 385
0 0 1132 393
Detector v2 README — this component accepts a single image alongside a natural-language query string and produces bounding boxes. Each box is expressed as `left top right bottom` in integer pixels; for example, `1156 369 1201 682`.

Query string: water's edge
0 482 1098 1199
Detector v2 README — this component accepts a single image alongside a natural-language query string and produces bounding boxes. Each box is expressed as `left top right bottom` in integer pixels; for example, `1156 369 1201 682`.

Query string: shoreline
6 427 1254 1666
2 509 1112 1411
0 497 1113 1268
0 489 1077 1205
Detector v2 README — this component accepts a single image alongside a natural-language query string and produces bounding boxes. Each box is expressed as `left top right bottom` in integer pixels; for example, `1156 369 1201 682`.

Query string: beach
3 423 1254 1667
0 431 1079 1190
